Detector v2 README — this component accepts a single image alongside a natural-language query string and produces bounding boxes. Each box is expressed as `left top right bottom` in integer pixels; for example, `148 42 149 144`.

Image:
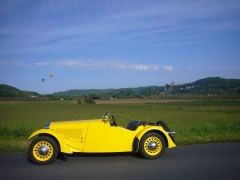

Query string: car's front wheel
139 132 166 159
28 136 59 165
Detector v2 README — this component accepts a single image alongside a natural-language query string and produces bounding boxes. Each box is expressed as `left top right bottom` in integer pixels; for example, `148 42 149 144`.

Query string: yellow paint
83 120 138 152
143 136 162 156
32 141 53 161
135 126 176 148
28 129 74 153
29 117 176 154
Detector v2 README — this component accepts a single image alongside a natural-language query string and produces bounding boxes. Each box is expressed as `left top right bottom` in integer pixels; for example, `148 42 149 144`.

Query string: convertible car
28 112 176 164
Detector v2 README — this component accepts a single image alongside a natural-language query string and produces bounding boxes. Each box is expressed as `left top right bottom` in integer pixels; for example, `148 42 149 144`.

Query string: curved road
0 143 240 180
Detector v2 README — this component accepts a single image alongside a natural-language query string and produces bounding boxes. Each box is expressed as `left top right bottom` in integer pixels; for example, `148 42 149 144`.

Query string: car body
28 112 176 164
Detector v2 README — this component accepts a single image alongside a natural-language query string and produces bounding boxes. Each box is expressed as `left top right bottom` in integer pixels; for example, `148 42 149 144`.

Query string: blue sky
0 0 240 93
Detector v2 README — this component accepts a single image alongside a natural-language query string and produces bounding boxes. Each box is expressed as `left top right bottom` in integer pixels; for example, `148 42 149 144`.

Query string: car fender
134 126 176 151
28 129 74 154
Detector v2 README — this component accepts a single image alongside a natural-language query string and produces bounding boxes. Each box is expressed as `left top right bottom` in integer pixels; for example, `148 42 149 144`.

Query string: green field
0 100 240 152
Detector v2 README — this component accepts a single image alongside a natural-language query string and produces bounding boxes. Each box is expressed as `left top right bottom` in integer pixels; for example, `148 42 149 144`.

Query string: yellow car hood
49 119 102 130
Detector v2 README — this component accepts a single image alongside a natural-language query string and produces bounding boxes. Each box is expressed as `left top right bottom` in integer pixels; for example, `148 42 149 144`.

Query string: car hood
49 119 103 130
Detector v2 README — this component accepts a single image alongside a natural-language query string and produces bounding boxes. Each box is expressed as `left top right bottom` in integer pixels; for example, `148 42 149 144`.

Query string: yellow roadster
28 112 176 164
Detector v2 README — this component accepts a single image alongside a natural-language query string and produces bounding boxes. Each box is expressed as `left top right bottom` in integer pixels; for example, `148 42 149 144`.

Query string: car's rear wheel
28 136 59 165
139 132 166 159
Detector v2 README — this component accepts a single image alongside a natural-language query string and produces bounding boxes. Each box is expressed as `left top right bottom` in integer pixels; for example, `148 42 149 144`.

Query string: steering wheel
110 114 117 126
103 112 117 126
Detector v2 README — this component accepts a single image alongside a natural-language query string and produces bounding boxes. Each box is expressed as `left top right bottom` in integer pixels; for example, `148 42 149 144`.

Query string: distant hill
170 77 240 95
0 84 39 98
53 86 165 99
53 77 240 99
1 77 239 100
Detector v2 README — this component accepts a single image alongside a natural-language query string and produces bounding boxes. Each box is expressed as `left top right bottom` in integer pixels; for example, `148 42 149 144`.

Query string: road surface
0 143 240 180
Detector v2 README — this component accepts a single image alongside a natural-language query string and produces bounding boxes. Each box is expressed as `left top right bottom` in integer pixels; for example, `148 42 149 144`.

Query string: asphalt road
0 143 240 180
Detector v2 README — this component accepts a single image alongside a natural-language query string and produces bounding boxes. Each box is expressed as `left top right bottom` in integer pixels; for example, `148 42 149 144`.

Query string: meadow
0 100 239 152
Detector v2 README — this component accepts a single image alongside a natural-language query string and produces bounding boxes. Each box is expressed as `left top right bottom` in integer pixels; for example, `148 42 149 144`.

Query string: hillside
0 84 39 98
53 77 240 99
170 77 240 95
1 77 239 100
53 86 165 99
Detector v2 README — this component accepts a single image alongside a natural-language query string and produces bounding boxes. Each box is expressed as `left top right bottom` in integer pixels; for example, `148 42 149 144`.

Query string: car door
84 120 136 152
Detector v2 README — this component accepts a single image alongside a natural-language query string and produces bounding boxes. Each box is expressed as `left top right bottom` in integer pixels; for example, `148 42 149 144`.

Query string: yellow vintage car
28 112 176 164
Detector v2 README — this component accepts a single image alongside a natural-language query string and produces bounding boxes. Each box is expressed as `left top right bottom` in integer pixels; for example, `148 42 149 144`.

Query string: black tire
139 132 166 159
28 136 59 165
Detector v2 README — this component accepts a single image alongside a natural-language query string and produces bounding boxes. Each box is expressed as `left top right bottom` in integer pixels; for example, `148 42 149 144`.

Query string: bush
77 96 96 104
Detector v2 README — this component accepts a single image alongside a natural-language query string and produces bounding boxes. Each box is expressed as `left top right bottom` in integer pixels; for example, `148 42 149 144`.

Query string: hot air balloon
49 74 54 78
41 78 45 83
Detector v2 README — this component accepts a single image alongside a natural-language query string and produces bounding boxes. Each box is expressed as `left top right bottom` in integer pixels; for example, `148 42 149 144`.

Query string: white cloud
163 65 173 72
35 61 51 66
34 59 161 72
0 59 174 72
104 62 160 71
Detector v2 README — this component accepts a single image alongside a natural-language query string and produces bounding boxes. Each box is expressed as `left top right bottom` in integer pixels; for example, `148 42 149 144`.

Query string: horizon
1 76 238 94
0 0 240 93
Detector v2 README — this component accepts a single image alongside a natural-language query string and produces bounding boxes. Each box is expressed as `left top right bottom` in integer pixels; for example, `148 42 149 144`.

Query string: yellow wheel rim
32 141 54 162
144 136 162 156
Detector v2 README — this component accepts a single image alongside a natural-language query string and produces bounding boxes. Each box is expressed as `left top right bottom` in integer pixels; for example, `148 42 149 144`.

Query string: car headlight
44 121 51 129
